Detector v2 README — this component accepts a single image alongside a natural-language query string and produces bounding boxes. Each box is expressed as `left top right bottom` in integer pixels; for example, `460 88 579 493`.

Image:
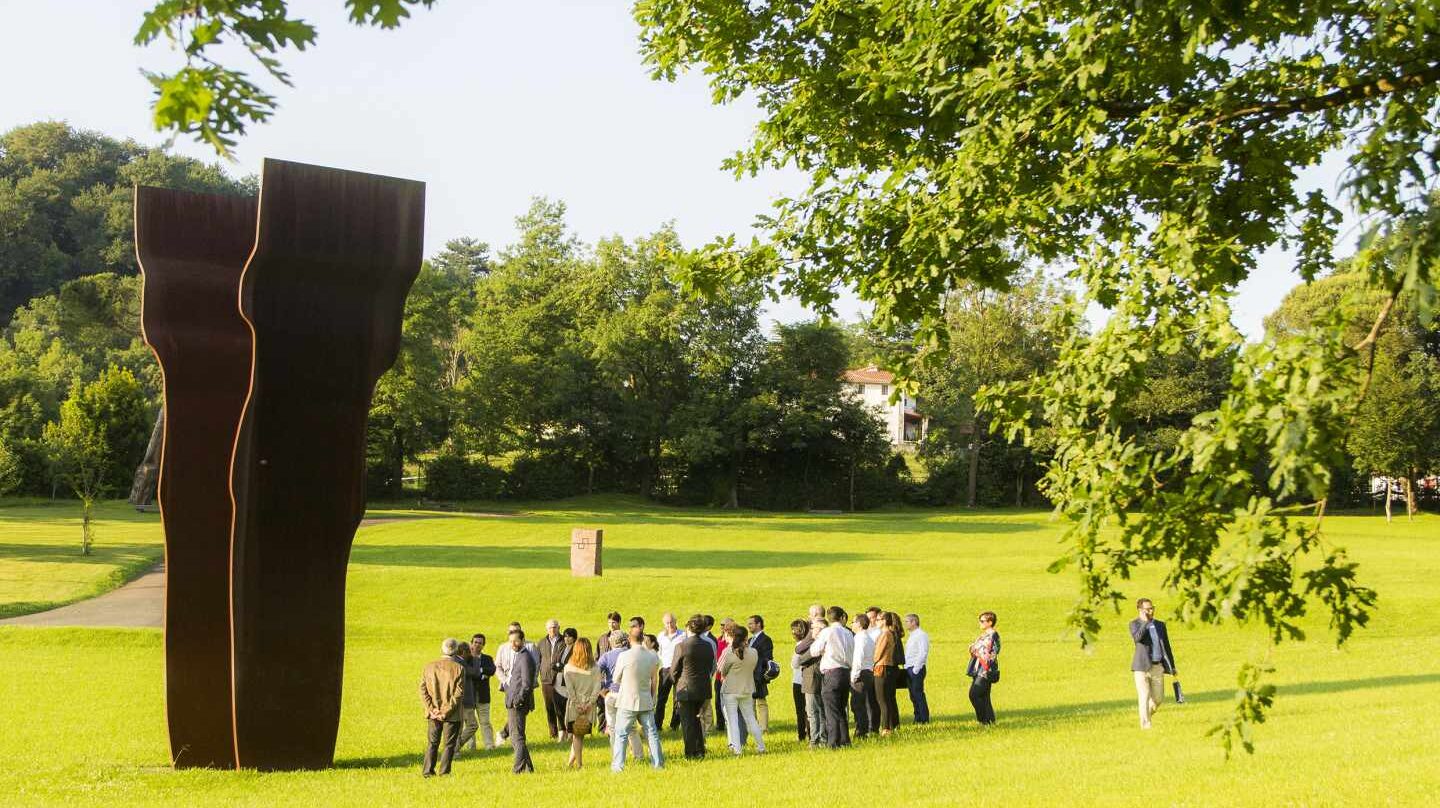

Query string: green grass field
0 497 1436 806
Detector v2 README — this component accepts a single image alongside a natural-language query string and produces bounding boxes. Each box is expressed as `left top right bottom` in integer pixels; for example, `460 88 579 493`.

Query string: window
881 384 888 396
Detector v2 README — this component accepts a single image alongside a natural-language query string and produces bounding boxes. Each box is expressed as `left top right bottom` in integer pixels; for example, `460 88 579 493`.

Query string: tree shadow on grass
331 672 1440 771
349 544 871 570
997 672 1440 726
485 511 1047 537
0 542 157 563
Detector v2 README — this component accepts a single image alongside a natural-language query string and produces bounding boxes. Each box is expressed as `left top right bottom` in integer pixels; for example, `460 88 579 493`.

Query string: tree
635 0 1440 751
0 122 249 322
913 269 1074 506
0 438 21 497
42 367 152 554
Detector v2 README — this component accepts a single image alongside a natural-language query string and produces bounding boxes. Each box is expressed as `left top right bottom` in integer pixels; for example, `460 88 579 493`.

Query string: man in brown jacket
420 638 466 777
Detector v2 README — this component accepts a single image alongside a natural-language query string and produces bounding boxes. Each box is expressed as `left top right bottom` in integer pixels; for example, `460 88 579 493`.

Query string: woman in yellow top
557 637 602 769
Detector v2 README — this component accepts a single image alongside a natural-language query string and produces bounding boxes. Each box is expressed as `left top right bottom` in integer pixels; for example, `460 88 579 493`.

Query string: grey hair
441 638 459 656
905 613 920 626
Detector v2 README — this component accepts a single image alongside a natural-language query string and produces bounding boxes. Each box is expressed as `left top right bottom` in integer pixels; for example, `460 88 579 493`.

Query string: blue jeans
907 666 930 723
611 708 663 771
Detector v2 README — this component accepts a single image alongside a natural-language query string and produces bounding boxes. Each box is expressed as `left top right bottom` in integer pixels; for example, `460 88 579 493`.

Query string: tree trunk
1404 473 1416 520
967 444 979 508
80 496 94 556
849 457 857 512
1015 465 1024 507
724 480 739 509
128 406 164 509
1385 479 1393 523
587 462 595 496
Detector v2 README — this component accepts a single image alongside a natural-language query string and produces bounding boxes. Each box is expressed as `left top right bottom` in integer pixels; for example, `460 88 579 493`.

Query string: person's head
826 605 847 625
866 606 882 626
642 633 659 652
609 629 629 650
978 611 997 630
747 614 764 635
720 617 735 635
904 613 920 632
471 633 486 654
663 612 677 631
546 618 560 637
727 623 749 654
852 612 870 631
790 619 809 641
1136 598 1154 620
455 642 472 659
508 628 525 649
628 617 646 644
507 621 522 634
887 611 905 639
686 614 705 635
441 637 459 656
809 618 825 638
607 611 622 630
703 614 715 632
808 603 825 622
570 637 595 670
562 627 578 643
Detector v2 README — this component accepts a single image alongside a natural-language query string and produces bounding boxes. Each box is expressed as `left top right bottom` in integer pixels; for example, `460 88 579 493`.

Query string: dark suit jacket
505 644 537 711
468 653 496 705
796 637 822 695
670 634 716 702
749 631 775 698
1129 619 1176 675
537 635 566 685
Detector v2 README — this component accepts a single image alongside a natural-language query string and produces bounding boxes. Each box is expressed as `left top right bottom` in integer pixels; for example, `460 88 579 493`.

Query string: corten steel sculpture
136 187 258 769
136 159 425 771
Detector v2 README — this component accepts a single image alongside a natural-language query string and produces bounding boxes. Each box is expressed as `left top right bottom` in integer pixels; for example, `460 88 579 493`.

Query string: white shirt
905 628 930 672
656 628 683 668
811 622 855 674
850 628 875 681
790 650 804 685
866 626 881 644
495 643 514 690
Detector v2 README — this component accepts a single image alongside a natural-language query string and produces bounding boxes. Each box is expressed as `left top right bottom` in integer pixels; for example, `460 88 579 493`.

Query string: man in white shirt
810 606 855 748
611 618 664 771
655 612 683 731
849 613 877 737
904 613 931 724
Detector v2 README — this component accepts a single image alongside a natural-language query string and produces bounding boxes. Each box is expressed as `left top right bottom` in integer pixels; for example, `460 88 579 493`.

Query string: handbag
1172 680 1185 704
572 702 593 734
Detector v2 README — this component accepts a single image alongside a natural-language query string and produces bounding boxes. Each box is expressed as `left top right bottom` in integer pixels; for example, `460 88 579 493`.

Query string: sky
0 0 1363 337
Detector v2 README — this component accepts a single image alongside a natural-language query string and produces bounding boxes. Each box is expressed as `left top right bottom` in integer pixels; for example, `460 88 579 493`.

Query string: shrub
505 452 587 500
423 454 506 501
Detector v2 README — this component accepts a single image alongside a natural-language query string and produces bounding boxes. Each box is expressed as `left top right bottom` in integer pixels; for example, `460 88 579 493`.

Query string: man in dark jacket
505 629 537 773
420 638 466 777
746 614 775 731
1129 597 1177 729
537 618 567 740
458 633 497 751
670 614 717 759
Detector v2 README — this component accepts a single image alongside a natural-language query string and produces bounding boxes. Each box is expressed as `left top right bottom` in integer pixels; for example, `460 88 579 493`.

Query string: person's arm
420 676 437 715
1128 618 1148 643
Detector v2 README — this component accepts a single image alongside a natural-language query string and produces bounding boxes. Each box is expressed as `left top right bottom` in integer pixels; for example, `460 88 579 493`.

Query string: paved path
0 514 477 629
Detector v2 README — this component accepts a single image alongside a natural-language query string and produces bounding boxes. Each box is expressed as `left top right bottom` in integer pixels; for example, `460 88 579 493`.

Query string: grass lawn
0 500 165 618
0 495 1436 806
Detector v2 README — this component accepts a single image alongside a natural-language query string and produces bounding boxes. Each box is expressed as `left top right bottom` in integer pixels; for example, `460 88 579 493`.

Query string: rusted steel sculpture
136 159 424 771
136 187 258 769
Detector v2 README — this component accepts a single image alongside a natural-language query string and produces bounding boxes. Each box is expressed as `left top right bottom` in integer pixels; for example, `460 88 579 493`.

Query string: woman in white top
556 637 602 769
718 624 766 754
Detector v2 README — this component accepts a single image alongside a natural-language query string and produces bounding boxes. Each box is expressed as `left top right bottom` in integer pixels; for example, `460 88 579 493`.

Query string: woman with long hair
557 637 601 768
967 611 1001 725
872 611 904 735
718 623 766 754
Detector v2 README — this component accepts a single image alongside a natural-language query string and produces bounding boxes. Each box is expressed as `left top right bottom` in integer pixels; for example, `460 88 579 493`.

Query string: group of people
418 597 1177 776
